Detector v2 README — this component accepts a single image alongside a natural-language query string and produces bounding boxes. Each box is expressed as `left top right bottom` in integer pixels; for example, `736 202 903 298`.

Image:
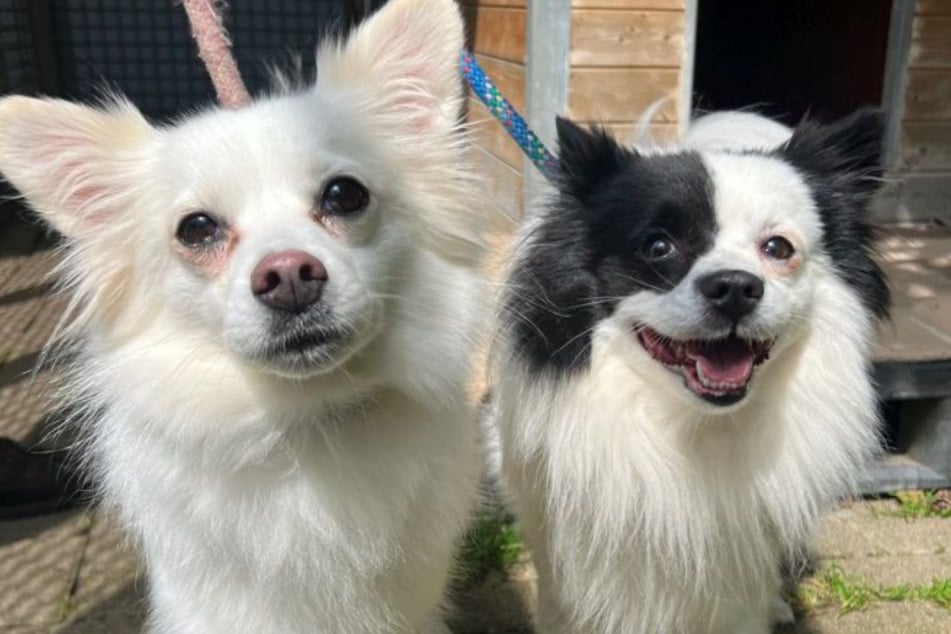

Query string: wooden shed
462 0 951 491
462 0 950 224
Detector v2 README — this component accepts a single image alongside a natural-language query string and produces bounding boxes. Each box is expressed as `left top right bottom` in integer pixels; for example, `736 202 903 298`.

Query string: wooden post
679 0 698 133
525 0 570 209
882 0 916 170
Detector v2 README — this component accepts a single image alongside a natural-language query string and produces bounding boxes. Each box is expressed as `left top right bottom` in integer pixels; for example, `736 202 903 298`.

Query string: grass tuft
889 490 951 519
915 578 951 610
457 512 524 584
794 563 951 615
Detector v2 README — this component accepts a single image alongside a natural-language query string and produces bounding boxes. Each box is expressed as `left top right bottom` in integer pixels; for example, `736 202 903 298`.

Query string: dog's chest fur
496 271 880 633
80 330 478 633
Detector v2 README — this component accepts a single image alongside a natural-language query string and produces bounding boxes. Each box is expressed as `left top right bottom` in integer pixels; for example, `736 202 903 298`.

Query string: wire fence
0 0 357 119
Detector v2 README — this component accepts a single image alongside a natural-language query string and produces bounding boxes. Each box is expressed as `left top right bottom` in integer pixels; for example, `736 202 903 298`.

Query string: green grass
794 563 951 615
55 597 76 621
458 512 524 584
889 490 951 519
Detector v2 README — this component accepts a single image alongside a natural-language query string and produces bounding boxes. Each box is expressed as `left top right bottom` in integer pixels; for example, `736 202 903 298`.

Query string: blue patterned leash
460 52 558 183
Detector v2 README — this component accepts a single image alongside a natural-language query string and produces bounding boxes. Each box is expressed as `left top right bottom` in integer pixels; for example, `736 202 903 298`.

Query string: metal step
859 453 951 495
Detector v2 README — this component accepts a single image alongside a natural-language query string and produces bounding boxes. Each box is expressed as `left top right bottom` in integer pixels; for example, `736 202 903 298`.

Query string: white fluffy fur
683 110 793 152
493 113 882 633
0 0 486 632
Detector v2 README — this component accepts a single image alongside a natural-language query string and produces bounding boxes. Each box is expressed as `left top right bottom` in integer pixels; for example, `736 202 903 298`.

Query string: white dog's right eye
320 177 369 217
176 212 221 247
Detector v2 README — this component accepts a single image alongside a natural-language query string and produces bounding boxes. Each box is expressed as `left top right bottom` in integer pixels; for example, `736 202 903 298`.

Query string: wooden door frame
881 0 916 170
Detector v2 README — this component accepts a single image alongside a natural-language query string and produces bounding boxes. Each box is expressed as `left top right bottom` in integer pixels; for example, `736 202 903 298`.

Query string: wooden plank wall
568 0 686 144
460 0 690 226
897 0 951 221
461 0 526 224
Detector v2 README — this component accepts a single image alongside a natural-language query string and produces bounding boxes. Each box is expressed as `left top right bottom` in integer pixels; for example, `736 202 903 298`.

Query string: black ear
783 109 890 321
556 116 630 200
782 108 885 201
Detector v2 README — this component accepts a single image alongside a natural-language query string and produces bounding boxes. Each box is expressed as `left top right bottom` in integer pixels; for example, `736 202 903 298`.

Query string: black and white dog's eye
643 234 677 261
176 212 221 247
762 236 795 260
320 177 370 216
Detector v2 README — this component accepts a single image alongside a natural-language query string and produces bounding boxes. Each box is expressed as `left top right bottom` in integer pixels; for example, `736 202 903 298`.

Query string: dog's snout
696 269 764 321
251 250 328 313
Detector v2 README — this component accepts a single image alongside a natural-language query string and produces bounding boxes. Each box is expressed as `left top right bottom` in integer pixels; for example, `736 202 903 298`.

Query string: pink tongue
691 339 754 384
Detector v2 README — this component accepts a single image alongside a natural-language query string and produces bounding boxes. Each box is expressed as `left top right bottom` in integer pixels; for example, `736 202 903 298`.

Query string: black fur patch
503 118 717 374
779 109 891 320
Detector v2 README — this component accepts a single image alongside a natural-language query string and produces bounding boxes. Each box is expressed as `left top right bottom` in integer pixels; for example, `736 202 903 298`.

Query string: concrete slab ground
0 509 143 633
787 603 951 634
813 500 951 588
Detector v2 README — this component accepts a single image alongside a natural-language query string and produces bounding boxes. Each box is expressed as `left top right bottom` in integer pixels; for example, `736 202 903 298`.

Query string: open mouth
636 326 773 406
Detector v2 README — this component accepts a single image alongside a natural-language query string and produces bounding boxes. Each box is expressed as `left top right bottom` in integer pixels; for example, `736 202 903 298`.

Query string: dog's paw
769 596 795 626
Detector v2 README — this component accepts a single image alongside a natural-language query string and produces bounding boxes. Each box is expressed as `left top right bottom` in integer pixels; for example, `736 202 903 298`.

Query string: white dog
0 0 485 631
492 110 888 633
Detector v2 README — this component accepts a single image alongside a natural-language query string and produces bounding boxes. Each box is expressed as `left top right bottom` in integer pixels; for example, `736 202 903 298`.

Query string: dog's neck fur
71 339 477 633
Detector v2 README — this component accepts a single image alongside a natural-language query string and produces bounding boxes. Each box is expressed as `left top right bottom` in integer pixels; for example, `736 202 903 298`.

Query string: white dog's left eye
321 177 370 216
762 236 795 260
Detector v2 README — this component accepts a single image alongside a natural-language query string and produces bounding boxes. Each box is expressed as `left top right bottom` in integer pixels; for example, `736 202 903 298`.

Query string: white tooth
697 362 712 387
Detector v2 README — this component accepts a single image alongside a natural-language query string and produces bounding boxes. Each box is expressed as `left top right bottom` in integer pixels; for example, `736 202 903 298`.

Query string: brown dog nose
250 250 327 313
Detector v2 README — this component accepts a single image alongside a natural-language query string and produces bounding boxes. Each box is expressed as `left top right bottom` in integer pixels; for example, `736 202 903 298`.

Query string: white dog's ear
320 0 465 132
0 95 154 239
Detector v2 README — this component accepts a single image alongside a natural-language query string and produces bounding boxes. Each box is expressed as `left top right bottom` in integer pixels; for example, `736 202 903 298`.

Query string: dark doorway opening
692 0 892 126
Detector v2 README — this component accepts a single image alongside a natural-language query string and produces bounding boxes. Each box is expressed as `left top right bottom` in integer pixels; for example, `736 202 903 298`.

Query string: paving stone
0 296 65 365
813 505 951 559
0 251 60 297
828 553 951 588
0 258 25 293
0 300 48 364
0 253 48 299
785 602 951 634
20 297 68 354
874 227 951 363
55 511 145 632
0 510 91 628
0 253 66 444
52 585 145 634
0 366 56 443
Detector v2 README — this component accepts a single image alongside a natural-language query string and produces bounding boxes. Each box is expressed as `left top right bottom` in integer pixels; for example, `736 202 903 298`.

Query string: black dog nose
696 269 764 321
251 250 327 313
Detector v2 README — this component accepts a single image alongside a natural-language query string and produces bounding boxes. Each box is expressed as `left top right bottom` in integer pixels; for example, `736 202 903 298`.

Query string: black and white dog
492 110 888 633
